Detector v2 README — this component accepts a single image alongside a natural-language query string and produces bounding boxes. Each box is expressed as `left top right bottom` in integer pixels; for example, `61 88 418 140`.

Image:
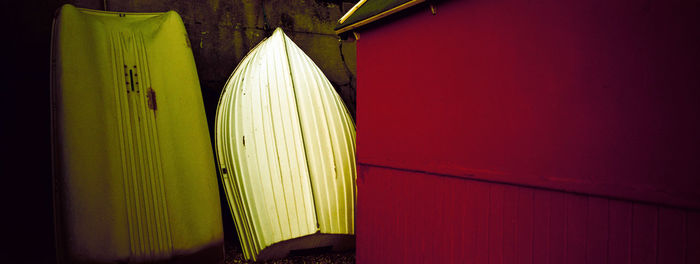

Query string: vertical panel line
629 205 633 264
531 191 535 264
605 199 610 263
487 185 491 264
281 32 321 231
110 31 136 258
683 211 687 264
564 195 568 262
585 197 589 264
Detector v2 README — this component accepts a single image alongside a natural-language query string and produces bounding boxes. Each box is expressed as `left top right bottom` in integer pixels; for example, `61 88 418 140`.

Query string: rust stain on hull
147 87 157 112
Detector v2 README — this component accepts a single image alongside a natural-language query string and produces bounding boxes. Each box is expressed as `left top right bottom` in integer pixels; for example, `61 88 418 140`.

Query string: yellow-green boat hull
51 5 223 263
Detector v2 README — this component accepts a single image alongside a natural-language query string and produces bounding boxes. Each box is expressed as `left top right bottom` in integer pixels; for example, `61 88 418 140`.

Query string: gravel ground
224 241 355 264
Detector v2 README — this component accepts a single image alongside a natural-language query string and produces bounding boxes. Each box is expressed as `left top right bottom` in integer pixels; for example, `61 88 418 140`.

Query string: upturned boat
215 28 356 261
51 5 224 263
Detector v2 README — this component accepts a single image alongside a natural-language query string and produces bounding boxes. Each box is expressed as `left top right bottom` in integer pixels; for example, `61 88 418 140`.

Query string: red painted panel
354 1 700 261
488 184 505 264
390 167 408 264
461 180 478 263
548 191 566 263
446 177 463 262
532 190 550 264
631 204 658 264
355 165 369 263
355 165 379 263
516 188 534 264
474 181 490 264
586 197 609 264
657 208 685 264
412 170 433 263
566 195 587 264
687 212 700 264
355 165 699 263
608 200 632 264
503 186 519 264
356 0 700 209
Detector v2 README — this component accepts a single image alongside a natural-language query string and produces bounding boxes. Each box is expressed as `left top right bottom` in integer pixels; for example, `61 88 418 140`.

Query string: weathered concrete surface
53 0 357 123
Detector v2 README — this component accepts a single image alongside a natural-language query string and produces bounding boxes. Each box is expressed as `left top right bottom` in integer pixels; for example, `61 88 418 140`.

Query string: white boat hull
215 28 356 261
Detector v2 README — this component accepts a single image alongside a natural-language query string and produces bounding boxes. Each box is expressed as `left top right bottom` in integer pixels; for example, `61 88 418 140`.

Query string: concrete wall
57 0 357 121
6 1 356 262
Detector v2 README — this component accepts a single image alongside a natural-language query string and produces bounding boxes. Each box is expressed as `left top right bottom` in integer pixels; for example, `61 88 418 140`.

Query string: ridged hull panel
51 5 223 263
215 28 356 261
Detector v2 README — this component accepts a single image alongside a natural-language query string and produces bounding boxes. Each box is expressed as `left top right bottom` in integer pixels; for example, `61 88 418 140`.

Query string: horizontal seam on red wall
358 162 700 212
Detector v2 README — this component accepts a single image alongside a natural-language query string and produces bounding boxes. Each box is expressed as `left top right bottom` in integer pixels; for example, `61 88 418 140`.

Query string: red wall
357 166 700 263
355 0 700 262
